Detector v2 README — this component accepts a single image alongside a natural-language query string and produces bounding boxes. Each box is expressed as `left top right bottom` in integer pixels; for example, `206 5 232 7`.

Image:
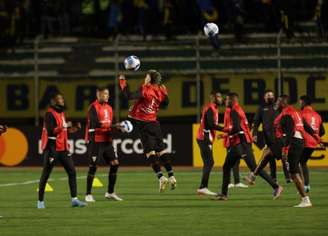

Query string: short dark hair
279 94 289 104
300 95 311 105
50 92 62 100
227 92 238 99
147 70 162 84
97 87 109 92
210 90 221 96
264 89 274 94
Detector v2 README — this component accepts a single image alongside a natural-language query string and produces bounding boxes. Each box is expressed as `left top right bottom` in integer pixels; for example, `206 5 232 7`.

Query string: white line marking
0 174 107 187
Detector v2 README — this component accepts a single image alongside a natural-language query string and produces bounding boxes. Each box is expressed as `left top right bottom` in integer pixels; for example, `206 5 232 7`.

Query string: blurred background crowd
1 0 328 48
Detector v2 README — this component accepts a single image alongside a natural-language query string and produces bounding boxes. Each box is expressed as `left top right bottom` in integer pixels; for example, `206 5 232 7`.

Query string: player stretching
196 91 246 196
252 90 291 183
38 93 86 208
85 87 123 202
247 95 312 207
299 95 325 193
214 93 282 200
119 70 177 192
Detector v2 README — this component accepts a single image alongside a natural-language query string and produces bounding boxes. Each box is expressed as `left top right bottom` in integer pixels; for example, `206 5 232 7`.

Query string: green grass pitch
0 167 327 236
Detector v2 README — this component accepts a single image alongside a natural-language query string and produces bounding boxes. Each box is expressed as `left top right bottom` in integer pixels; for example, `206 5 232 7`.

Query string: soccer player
37 92 86 209
0 125 7 135
214 93 282 200
85 87 122 202
119 70 176 192
196 91 246 196
252 90 291 183
299 95 325 193
247 95 312 207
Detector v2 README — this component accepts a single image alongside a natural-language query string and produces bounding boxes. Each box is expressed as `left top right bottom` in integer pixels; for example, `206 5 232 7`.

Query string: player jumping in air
252 90 291 183
38 93 86 208
299 95 325 193
196 91 247 196
214 93 283 200
119 70 177 192
85 87 123 202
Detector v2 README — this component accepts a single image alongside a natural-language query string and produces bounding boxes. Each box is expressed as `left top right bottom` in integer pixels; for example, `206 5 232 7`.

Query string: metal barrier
3 33 327 125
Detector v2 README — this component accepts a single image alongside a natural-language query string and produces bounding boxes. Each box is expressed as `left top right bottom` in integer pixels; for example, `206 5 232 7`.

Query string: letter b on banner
7 84 29 110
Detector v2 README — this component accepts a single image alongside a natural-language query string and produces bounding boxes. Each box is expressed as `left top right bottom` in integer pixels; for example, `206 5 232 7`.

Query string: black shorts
300 147 315 164
87 141 118 165
268 138 284 160
287 138 304 174
130 119 166 154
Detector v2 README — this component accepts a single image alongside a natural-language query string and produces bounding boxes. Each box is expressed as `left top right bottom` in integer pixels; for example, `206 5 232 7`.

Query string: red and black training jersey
273 105 306 153
85 100 113 143
40 106 69 152
222 103 252 148
197 102 219 143
301 105 324 148
120 81 169 122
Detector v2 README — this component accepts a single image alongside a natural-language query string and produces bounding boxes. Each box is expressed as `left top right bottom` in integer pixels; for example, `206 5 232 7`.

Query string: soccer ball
203 23 219 37
120 120 133 133
124 55 140 71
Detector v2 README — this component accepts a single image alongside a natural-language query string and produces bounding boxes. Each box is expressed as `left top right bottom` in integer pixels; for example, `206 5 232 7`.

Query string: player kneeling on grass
85 87 123 202
37 93 86 209
119 70 176 192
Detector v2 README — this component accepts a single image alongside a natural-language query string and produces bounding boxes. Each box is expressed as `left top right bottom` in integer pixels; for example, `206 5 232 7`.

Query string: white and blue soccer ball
124 55 141 71
120 120 133 133
203 22 219 37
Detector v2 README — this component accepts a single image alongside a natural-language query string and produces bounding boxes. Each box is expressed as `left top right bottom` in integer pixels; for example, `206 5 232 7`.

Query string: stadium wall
192 124 328 167
0 73 327 118
1 123 327 167
0 125 192 167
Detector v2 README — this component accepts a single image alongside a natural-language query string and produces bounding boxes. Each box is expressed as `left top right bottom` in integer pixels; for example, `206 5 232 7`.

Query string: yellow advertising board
193 123 328 167
0 72 328 118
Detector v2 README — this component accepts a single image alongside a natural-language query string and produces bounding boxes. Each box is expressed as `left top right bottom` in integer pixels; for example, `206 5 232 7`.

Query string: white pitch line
0 179 45 187
0 174 107 188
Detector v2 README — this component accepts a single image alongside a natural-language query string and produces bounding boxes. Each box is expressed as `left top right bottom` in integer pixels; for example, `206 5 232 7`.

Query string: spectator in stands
162 0 176 39
196 0 218 25
174 0 199 34
97 0 110 36
81 0 96 35
315 0 328 39
40 0 55 38
323 0 328 39
0 0 8 50
144 0 161 38
107 0 121 37
134 0 147 36
120 0 136 35
0 0 19 52
224 0 246 41
54 0 70 35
